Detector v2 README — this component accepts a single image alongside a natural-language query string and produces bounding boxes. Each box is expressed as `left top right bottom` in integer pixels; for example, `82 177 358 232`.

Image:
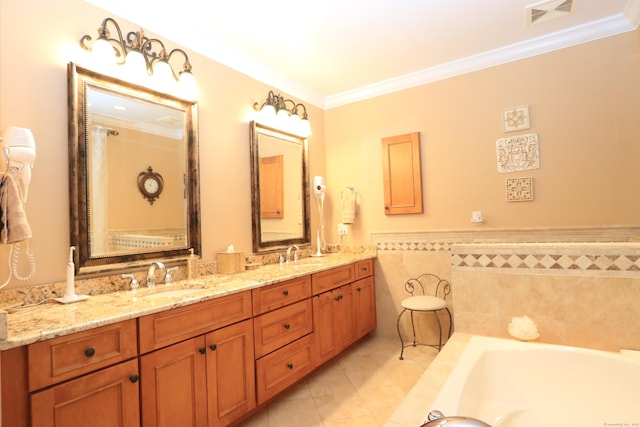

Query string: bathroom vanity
0 254 376 427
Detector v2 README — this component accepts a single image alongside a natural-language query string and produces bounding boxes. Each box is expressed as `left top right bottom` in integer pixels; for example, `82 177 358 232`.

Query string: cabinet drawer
138 291 252 353
311 265 355 295
252 275 311 315
253 299 313 358
28 319 137 391
354 259 374 280
255 334 316 404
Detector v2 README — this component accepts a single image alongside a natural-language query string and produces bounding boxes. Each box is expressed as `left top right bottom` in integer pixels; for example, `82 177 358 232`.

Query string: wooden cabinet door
335 284 358 349
381 132 423 215
31 359 140 427
354 276 377 338
313 291 339 364
206 319 256 427
313 284 358 365
140 337 208 427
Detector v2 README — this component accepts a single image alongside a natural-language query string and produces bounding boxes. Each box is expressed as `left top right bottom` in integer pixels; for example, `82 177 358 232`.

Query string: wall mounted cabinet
381 132 423 215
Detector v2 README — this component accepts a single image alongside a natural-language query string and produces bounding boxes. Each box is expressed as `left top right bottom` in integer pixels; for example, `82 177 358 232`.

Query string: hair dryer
313 176 326 200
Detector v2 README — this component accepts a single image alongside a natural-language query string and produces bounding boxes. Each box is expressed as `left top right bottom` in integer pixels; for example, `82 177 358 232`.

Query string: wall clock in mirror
137 166 164 205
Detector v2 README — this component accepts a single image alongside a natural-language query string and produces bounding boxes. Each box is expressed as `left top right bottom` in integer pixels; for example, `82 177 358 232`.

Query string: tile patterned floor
239 335 438 427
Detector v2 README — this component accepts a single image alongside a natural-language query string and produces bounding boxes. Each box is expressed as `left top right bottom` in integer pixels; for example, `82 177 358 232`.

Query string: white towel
0 172 32 244
341 188 357 224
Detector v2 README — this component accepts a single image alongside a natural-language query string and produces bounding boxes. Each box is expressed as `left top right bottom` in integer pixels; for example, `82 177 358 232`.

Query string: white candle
317 230 321 252
66 246 76 297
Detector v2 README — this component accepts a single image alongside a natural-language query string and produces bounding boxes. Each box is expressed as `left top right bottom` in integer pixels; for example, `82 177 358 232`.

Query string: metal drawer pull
283 323 291 329
287 363 294 369
199 347 207 355
209 344 217 351
129 374 139 383
283 290 289 296
85 348 95 357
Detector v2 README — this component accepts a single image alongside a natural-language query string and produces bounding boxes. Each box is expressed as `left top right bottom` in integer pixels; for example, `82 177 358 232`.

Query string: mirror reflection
250 121 310 252
68 63 201 275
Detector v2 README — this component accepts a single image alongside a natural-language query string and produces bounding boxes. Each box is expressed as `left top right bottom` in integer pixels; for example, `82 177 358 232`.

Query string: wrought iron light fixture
253 90 312 137
80 17 197 99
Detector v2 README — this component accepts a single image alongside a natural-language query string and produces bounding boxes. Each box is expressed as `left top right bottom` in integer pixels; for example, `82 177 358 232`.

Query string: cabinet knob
129 374 139 383
287 363 294 370
282 290 289 296
356 287 362 292
283 323 290 330
335 295 343 301
199 347 207 355
84 348 95 357
209 344 217 351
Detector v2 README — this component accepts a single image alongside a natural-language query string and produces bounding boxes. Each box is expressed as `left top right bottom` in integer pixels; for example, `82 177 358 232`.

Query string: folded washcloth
0 172 32 244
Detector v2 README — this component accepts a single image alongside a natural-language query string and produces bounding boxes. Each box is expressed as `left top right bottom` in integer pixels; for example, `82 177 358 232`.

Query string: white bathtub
428 335 640 427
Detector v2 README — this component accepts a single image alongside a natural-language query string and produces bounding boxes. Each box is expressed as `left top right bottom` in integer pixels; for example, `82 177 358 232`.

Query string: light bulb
276 108 290 128
178 70 198 100
259 105 277 126
153 60 175 92
124 50 148 85
289 113 301 135
299 118 312 137
91 38 116 68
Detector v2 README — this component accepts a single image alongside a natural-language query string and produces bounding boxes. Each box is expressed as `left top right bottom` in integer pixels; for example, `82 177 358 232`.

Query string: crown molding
324 13 637 109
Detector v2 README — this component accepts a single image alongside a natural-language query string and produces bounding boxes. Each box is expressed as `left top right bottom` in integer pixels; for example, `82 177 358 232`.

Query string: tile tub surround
371 227 640 352
0 251 375 350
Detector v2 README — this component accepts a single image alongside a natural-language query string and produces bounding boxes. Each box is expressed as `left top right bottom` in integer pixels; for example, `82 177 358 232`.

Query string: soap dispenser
187 248 199 279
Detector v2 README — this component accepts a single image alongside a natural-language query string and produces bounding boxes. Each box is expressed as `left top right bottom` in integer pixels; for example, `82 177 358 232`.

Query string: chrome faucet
286 245 299 263
146 261 166 289
421 411 491 427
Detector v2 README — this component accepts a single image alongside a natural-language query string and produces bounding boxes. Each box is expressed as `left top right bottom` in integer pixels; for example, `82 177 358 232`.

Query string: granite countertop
1 253 375 350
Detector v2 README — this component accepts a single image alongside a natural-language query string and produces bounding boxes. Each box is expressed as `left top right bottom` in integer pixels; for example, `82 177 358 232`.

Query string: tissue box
217 252 245 273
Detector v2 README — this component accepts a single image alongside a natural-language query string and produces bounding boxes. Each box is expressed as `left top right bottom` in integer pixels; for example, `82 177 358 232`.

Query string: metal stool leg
431 310 443 351
410 310 417 346
397 308 407 360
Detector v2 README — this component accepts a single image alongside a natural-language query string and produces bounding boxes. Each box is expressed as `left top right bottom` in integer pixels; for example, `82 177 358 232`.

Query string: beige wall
0 0 325 287
324 32 640 245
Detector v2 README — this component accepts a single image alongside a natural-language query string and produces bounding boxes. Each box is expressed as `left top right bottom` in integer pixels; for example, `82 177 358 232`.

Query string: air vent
526 0 574 25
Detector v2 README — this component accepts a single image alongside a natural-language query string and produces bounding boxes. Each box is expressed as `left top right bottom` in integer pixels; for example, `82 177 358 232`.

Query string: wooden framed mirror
250 121 310 253
68 62 200 275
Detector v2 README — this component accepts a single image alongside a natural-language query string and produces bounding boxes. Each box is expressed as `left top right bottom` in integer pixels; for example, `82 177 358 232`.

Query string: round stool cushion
401 295 447 311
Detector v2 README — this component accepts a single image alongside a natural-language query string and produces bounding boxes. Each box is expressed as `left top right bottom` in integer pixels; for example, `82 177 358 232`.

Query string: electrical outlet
338 224 349 235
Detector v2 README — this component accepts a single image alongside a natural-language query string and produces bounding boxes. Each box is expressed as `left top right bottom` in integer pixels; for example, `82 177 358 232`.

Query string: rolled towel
0 172 32 244
341 188 357 224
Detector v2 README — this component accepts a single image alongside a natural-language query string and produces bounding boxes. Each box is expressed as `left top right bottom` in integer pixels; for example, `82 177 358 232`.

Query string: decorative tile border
372 227 640 277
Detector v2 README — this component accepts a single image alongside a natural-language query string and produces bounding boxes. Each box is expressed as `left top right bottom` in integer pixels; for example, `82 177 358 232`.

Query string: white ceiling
85 0 639 109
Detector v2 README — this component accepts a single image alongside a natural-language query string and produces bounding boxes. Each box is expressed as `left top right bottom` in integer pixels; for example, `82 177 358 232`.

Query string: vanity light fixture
80 17 198 99
253 90 312 137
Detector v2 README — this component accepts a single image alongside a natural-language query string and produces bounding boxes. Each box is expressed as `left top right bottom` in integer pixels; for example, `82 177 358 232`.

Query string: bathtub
428 335 640 427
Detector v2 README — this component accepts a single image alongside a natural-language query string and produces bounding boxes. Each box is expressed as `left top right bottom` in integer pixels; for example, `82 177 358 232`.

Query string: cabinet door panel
355 276 377 337
335 284 358 349
382 132 422 215
140 337 207 427
206 319 256 427
31 359 139 427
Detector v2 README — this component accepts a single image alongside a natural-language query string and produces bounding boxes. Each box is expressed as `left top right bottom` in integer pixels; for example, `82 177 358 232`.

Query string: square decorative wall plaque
502 105 530 132
496 132 540 173
506 177 534 202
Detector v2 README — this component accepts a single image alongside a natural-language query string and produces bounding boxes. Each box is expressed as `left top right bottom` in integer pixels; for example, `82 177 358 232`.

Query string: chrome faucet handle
121 274 139 292
421 411 491 427
165 267 178 284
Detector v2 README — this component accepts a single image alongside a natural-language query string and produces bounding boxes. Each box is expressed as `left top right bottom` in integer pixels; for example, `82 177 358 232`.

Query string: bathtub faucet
421 411 492 427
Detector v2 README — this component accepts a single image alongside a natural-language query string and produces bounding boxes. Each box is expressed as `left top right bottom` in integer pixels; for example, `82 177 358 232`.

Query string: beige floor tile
321 413 381 427
313 390 372 422
267 397 323 427
307 372 356 397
